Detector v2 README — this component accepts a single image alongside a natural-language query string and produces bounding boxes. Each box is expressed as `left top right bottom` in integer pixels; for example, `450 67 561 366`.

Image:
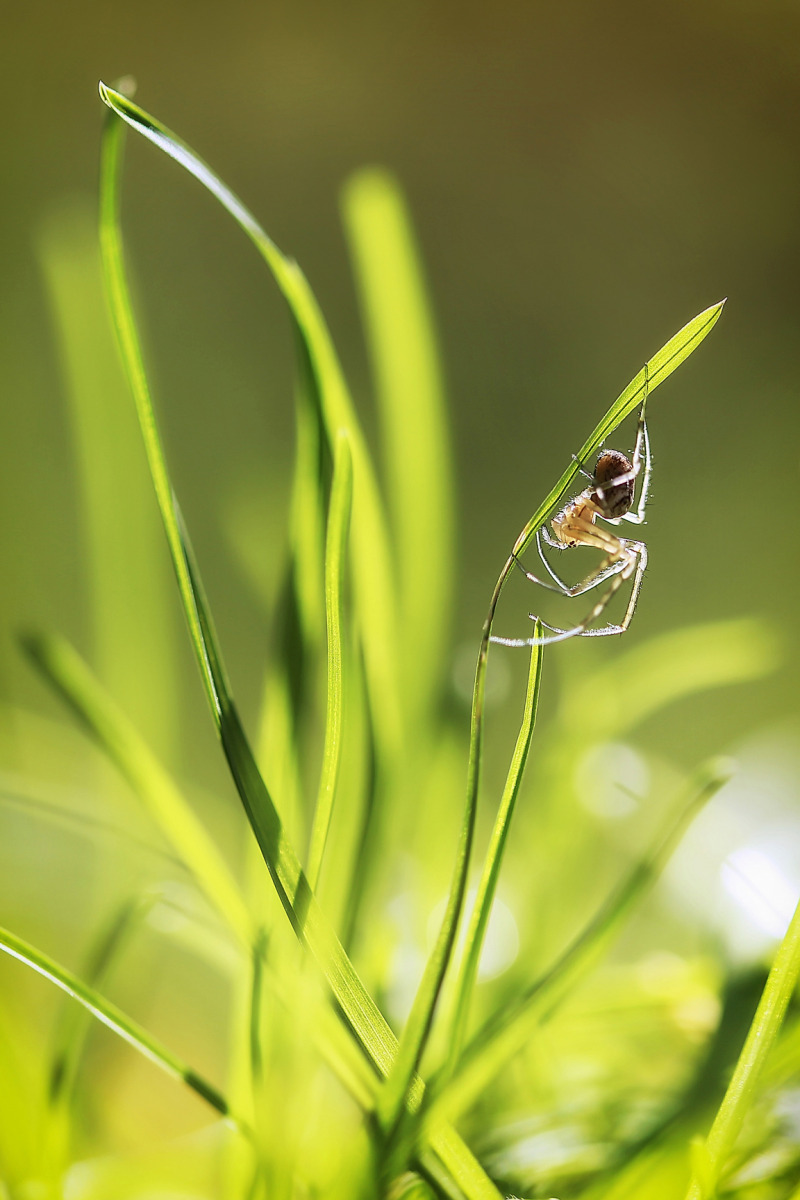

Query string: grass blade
98 79 402 768
428 758 732 1130
95 91 500 1198
684 893 800 1198
342 168 454 731
0 921 236 1123
307 429 353 890
443 631 544 1079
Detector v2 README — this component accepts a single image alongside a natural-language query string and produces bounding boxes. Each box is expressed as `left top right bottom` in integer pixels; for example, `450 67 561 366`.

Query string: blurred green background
3 2 798 745
2 1 800 1193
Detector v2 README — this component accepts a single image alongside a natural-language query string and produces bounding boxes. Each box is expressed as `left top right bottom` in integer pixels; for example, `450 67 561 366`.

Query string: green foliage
4 80 798 1200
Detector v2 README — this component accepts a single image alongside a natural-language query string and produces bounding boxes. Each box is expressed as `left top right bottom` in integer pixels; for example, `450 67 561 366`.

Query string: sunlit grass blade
442 631 544 1080
0 921 237 1124
342 168 454 730
98 80 402 767
307 430 352 890
255 336 326 839
96 91 500 1197
23 632 251 945
559 618 780 739
684 893 800 1199
428 757 733 1130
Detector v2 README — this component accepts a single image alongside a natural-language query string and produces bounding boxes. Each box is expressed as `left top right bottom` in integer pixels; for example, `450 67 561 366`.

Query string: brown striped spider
492 371 652 648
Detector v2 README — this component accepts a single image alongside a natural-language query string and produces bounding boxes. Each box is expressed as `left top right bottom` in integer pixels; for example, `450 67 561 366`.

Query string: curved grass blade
307 429 353 890
431 304 726 1138
342 168 454 731
0 921 237 1125
95 97 499 1197
428 757 733 1130
98 80 402 767
443 630 544 1080
684 893 800 1199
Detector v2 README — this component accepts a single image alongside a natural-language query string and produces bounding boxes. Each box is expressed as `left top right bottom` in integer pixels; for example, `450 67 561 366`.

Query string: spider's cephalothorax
492 369 652 648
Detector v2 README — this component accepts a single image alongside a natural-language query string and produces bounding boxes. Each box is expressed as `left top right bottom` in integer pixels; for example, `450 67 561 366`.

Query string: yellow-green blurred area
3 3 800 1198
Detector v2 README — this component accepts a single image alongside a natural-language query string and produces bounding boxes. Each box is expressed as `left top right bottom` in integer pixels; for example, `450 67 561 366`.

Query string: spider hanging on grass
492 365 652 648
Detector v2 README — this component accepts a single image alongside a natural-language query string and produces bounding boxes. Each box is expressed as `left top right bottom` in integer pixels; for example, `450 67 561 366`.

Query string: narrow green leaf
95 83 502 1196
307 429 353 890
98 80 402 767
428 758 732 1130
0 922 236 1124
342 169 455 729
443 631 544 1079
684 892 800 1199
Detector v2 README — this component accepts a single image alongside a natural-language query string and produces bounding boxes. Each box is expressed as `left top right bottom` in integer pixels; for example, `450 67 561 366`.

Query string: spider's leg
620 392 651 525
510 549 565 595
595 366 652 512
571 453 596 482
492 541 646 647
541 524 565 550
536 528 625 596
536 529 572 592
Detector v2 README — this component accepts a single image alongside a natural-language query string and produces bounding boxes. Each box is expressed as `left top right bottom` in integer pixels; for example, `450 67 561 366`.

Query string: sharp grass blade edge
97 86 500 1199
98 80 402 768
0 921 237 1125
307 429 353 891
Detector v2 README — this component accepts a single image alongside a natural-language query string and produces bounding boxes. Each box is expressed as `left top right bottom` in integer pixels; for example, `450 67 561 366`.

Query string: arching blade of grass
417 302 726 1149
684 892 800 1199
92 94 501 1196
0 922 237 1125
427 758 732 1131
341 168 455 733
307 429 353 890
98 80 402 771
442 631 544 1080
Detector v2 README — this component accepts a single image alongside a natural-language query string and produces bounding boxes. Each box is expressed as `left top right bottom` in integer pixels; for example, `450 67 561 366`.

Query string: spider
492 368 652 648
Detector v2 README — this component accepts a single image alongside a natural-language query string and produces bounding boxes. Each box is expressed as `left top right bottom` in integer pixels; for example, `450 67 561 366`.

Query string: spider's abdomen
592 450 634 518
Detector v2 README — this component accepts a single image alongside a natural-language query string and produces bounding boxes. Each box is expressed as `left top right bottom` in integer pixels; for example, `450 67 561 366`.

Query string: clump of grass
2 79 797 1200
